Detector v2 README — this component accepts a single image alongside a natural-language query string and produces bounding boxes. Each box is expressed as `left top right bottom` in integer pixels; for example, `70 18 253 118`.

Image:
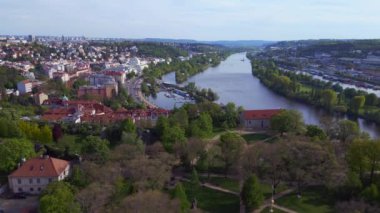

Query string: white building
8 156 71 194
17 80 33 94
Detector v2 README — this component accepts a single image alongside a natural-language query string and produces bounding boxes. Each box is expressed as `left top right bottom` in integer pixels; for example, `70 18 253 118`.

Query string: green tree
361 184 379 203
38 125 53 144
189 113 213 138
172 183 191 213
120 118 136 134
219 132 245 175
350 96 366 113
365 93 378 106
39 182 81 213
271 110 305 135
337 120 360 144
241 175 264 211
81 136 110 164
306 125 327 140
161 125 186 152
0 138 35 172
189 169 201 200
320 89 337 110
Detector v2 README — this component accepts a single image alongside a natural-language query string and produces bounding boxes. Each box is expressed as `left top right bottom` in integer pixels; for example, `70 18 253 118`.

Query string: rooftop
9 157 69 178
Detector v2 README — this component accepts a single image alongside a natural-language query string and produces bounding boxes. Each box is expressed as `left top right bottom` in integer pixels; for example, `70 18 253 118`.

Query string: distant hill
133 38 275 47
203 40 276 47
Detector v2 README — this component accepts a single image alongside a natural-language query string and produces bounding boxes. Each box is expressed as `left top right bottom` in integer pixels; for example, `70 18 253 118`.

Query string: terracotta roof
9 157 69 178
243 109 282 120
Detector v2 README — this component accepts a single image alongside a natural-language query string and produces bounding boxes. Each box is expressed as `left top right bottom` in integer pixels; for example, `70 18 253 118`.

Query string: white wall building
8 156 71 194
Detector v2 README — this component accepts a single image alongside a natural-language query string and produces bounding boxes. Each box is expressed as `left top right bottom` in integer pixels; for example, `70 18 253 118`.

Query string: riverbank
249 57 380 127
150 52 379 138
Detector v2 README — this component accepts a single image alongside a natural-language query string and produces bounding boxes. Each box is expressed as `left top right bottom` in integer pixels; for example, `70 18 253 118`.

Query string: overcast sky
1 0 379 41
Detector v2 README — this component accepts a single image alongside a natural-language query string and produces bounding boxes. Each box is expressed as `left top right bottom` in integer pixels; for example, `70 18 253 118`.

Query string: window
30 187 34 192
38 187 41 191
29 178 33 184
18 188 23 192
17 179 21 184
37 178 40 184
48 178 52 183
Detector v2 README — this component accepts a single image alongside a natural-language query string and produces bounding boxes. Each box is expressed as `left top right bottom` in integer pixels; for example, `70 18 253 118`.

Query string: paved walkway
175 176 239 196
253 188 296 213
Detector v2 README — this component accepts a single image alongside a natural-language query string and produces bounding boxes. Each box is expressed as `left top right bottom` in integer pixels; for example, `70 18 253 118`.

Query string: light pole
270 183 274 212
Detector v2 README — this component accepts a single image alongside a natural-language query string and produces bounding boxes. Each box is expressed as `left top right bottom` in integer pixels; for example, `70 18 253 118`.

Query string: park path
175 176 239 196
253 188 296 213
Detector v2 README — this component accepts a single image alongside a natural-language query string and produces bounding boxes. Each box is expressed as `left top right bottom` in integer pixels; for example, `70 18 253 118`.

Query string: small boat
241 59 245 62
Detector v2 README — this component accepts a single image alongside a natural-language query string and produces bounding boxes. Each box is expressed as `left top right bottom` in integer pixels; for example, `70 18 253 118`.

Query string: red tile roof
243 109 282 120
9 157 69 178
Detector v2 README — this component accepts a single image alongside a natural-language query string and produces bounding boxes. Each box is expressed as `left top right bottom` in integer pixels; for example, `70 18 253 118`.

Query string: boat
241 59 245 62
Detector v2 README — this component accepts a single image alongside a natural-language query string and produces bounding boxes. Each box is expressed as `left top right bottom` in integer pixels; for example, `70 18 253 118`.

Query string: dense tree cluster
250 59 380 124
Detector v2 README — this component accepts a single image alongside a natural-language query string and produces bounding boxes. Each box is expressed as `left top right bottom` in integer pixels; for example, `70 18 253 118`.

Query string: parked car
8 192 27 199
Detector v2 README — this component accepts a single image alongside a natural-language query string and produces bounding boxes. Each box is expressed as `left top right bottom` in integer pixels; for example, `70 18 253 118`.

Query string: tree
218 132 245 175
172 183 191 213
189 113 213 138
365 93 378 106
198 145 221 178
0 138 35 173
190 169 201 200
361 184 379 203
117 191 180 213
81 136 110 164
284 140 336 196
306 125 327 140
39 182 80 213
120 118 136 134
176 138 206 168
125 153 174 191
76 182 113 213
241 175 264 210
52 124 63 142
336 120 360 144
320 89 337 110
38 125 53 144
170 108 189 130
161 125 186 152
350 96 365 113
271 110 305 135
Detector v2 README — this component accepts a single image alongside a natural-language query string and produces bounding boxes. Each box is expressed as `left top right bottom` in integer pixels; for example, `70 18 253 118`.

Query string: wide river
149 52 380 138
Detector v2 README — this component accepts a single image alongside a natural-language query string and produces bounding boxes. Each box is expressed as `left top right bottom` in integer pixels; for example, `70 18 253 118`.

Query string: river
149 52 380 138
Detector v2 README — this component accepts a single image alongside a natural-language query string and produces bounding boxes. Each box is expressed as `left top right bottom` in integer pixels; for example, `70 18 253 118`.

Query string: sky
1 0 380 41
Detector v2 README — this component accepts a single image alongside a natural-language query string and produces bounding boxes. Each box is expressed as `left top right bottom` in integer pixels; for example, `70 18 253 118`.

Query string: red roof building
8 156 71 194
241 109 282 129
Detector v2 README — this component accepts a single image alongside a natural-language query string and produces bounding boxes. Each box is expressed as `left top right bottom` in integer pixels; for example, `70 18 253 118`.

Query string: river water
149 52 380 138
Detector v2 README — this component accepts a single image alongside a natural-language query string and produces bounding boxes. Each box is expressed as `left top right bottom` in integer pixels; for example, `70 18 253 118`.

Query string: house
241 109 281 129
17 80 33 94
8 156 70 194
34 92 48 105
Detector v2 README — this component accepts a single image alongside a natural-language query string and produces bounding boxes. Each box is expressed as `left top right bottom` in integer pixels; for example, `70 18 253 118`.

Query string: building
8 156 70 194
241 109 281 129
34 92 48 105
17 80 33 94
102 70 126 84
77 84 117 100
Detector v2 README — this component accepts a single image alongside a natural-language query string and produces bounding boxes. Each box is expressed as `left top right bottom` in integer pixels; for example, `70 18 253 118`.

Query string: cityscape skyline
1 0 380 41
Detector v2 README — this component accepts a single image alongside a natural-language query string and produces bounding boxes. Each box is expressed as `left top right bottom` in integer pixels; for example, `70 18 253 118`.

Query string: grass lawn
275 186 334 213
242 133 271 144
200 176 240 192
261 207 286 213
182 181 240 213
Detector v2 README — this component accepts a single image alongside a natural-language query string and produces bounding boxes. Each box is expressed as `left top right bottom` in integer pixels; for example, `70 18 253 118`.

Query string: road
125 77 157 108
